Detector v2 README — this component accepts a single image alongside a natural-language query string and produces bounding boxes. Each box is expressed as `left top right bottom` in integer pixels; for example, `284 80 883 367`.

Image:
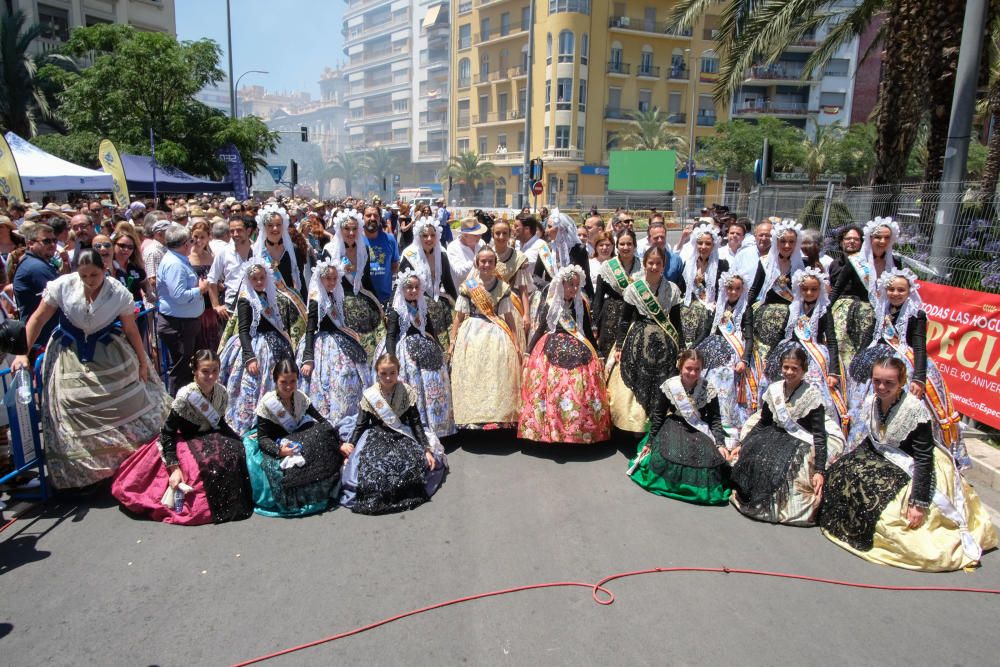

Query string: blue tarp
117 153 234 193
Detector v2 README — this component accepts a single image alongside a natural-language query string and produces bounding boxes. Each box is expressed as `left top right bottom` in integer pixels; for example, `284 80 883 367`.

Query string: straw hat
458 216 487 235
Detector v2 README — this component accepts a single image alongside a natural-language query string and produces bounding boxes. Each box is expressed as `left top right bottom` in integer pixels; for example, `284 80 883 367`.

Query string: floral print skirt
219 330 294 435
375 333 455 438
296 331 370 426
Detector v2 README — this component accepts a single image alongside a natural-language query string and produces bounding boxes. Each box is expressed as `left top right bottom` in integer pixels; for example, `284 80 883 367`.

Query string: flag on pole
0 133 25 204
98 139 130 207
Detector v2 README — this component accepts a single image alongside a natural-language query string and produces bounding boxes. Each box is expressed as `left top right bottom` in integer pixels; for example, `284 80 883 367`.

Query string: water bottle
14 368 32 405
173 487 185 512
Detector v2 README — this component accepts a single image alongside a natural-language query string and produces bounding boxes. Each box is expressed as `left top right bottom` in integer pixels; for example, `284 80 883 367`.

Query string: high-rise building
341 0 450 190
449 0 727 209
12 0 176 56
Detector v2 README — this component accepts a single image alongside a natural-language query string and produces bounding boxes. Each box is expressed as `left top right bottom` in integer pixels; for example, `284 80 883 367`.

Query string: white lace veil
392 268 428 335
545 264 586 333
254 204 301 292
873 267 922 345
308 259 346 328
237 259 282 336
322 209 368 293
408 216 443 301
682 224 721 306
860 216 899 306
548 208 582 268
757 218 804 303
711 270 748 331
785 267 830 340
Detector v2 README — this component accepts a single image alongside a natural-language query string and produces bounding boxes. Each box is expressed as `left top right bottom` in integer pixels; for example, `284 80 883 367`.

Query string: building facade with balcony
448 0 726 208
13 0 176 56
410 1 450 182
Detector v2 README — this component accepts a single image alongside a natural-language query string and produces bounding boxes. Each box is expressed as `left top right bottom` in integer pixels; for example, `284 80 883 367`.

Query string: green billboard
608 150 677 192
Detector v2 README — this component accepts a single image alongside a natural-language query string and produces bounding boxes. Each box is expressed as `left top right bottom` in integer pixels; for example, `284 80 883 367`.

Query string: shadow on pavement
446 429 520 457
519 441 619 464
0 623 12 640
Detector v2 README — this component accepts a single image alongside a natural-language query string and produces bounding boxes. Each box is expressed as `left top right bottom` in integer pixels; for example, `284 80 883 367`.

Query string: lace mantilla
763 380 822 420
863 392 929 447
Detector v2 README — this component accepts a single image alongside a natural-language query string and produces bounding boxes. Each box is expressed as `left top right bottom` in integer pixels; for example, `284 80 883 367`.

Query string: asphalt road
2 430 999 667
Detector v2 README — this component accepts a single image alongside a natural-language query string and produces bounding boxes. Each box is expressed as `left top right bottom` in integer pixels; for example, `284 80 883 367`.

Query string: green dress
628 377 731 505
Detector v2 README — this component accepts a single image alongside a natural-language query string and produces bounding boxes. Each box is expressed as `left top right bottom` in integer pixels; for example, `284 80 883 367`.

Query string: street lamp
685 48 697 212
233 70 269 118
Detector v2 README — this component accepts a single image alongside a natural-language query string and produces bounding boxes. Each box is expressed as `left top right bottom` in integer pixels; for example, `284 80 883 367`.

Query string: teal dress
628 378 731 505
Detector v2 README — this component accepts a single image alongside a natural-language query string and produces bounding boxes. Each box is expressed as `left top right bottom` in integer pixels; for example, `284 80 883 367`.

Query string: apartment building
343 0 450 186
448 0 727 208
13 0 176 56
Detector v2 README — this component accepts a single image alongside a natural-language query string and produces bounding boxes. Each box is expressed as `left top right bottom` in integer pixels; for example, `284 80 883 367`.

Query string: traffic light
290 160 298 184
300 126 308 142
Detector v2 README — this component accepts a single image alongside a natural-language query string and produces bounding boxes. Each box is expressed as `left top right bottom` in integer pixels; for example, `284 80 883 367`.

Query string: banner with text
216 143 248 201
921 282 1000 429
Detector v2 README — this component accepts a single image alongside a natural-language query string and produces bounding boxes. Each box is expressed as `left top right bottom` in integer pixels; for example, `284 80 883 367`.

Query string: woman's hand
811 472 825 507
734 361 746 375
717 446 731 462
340 442 354 458
728 445 741 462
168 466 185 490
301 362 314 378
826 375 840 389
615 349 622 363
11 354 29 373
909 381 925 400
214 305 231 320
138 361 149 384
425 450 437 471
278 442 297 457
906 504 927 530
246 359 259 376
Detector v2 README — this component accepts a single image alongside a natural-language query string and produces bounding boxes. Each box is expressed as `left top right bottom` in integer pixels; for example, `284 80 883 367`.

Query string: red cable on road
231 565 1000 666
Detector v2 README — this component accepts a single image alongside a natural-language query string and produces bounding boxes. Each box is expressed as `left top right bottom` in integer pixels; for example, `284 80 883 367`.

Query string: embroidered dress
820 393 996 571
112 383 252 525
611 278 683 431
39 273 169 489
678 226 727 349
493 245 534 348
451 277 522 428
340 383 447 514
243 390 346 517
695 302 752 431
592 256 643 358
296 294 371 425
399 237 458 351
628 377 730 505
518 299 610 444
731 381 845 526
374 287 455 438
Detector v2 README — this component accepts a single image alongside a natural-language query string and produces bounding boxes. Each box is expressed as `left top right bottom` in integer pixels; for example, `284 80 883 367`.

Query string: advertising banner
98 139 130 207
0 133 25 203
921 281 1000 429
216 143 248 200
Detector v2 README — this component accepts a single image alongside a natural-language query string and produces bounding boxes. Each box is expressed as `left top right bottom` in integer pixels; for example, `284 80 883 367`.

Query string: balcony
696 114 717 127
787 35 819 50
474 22 528 45
636 64 660 78
346 78 410 99
734 101 814 117
666 65 689 81
345 15 411 44
542 148 585 161
350 107 410 124
474 110 526 125
419 114 448 130
607 61 631 76
456 114 471 129
608 16 693 38
457 77 471 90
418 142 447 161
345 0 390 18
475 0 506 6
491 150 525 165
419 51 450 68
350 45 410 68
746 63 816 83
605 108 687 124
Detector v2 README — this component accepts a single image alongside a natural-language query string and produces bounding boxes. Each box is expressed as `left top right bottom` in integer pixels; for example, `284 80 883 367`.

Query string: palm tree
439 151 495 204
802 121 843 185
362 146 398 199
975 18 1000 206
616 107 689 159
0 10 66 138
327 151 364 198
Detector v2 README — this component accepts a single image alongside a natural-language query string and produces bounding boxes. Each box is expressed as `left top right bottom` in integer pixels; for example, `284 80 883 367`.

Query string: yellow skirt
823 448 998 572
607 346 647 433
451 317 522 427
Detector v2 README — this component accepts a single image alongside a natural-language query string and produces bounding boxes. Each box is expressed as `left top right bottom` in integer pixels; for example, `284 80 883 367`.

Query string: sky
175 0 346 98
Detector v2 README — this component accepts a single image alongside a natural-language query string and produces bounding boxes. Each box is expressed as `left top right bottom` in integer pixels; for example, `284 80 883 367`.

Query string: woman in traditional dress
376 269 455 437
680 223 729 349
627 349 731 505
112 350 253 524
12 250 168 490
743 219 804 403
218 260 297 434
819 358 996 571
610 247 683 432
449 246 522 429
340 353 448 514
243 359 351 517
518 265 610 444
845 268 969 468
297 260 371 425
694 271 753 431
254 204 307 299
323 209 385 358
762 268 846 427
491 218 534 348
730 346 845 525
828 217 900 397
532 208 593 305
592 230 641 359
399 216 458 350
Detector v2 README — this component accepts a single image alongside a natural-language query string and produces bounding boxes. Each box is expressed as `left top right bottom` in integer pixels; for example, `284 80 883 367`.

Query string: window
643 7 657 31
549 0 591 14
499 49 509 74
557 77 572 110
824 58 850 77
820 92 846 108
558 30 574 63
393 128 408 142
457 138 470 153
518 131 526 151
498 92 509 117
576 127 585 151
701 51 720 74
457 99 471 128
544 127 550 147
545 80 551 109
638 89 652 112
521 45 529 72
480 54 489 80
546 33 552 64
479 137 488 155
500 12 510 36
668 91 682 114
670 49 687 79
578 79 587 110
38 3 70 40
521 6 530 28
606 131 619 151
393 99 408 112
607 87 622 111
480 17 490 41
555 125 570 149
609 44 623 70
459 24 471 49
458 58 471 87
581 33 589 65
479 94 491 122
567 174 578 199
497 134 508 150
640 47 654 75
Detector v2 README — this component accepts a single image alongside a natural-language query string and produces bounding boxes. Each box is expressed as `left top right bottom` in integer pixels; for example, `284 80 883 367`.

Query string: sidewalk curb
966 436 1000 493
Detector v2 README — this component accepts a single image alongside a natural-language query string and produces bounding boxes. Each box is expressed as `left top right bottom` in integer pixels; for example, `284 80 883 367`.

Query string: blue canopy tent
117 153 234 193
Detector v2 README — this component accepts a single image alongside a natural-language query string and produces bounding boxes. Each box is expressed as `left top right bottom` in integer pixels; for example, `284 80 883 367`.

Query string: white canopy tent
5 132 113 191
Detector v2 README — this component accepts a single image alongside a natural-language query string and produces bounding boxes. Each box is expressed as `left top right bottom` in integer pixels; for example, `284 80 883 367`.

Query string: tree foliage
327 151 364 198
36 24 276 178
361 147 399 198
439 152 495 202
698 118 806 190
616 108 689 158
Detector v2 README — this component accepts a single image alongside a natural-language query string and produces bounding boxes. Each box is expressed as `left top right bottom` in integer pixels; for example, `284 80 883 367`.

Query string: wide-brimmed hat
459 217 487 235
23 210 41 221
60 204 76 213
152 220 171 234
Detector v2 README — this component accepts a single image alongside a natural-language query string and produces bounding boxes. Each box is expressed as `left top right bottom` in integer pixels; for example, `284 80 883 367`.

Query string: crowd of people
0 193 995 573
